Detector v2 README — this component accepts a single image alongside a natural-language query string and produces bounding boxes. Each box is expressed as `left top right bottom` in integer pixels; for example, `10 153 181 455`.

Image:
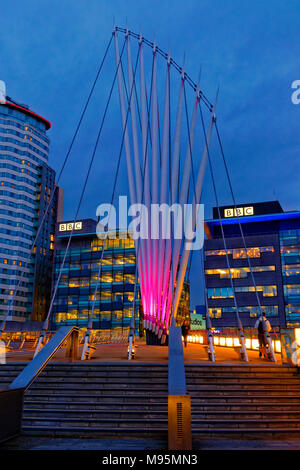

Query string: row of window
0 113 49 138
0 219 34 232
280 230 300 315
284 284 300 296
282 264 300 276
0 171 38 188
0 153 40 172
55 309 136 325
0 267 30 277
0 145 47 164
0 180 38 197
208 305 279 318
57 273 136 287
0 227 33 241
0 258 26 269
54 292 137 306
0 208 35 223
207 285 277 299
55 255 136 271
0 136 48 159
0 196 36 213
205 246 274 259
205 265 275 279
0 189 37 205
0 236 32 250
0 247 29 260
0 298 27 307
0 128 49 151
0 161 39 179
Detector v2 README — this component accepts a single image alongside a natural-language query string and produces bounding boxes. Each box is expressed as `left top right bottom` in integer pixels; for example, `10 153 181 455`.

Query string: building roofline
206 211 300 226
1 101 51 130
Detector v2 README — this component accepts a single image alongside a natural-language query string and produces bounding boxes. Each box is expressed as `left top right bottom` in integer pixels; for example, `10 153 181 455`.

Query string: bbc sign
59 221 83 232
224 206 254 218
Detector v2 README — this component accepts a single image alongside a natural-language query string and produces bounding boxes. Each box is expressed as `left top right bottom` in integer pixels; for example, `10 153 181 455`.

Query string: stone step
189 394 300 402
23 399 300 411
25 388 167 396
191 410 300 419
22 416 168 429
28 384 169 391
15 373 300 386
27 377 169 385
191 428 300 439
187 378 300 384
22 425 167 437
24 401 168 409
23 408 300 420
24 392 168 402
23 409 167 419
188 386 300 394
191 419 300 429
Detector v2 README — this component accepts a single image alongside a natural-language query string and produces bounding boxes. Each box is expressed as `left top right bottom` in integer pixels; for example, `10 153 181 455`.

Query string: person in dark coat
255 313 271 358
181 320 190 348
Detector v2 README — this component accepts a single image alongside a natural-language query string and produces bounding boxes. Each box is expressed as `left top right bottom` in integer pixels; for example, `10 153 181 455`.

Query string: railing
79 329 128 346
2 330 56 353
0 326 79 444
185 330 282 354
2 328 129 355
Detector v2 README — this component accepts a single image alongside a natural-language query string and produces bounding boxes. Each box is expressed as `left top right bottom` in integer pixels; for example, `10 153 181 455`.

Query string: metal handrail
9 326 79 391
168 325 187 395
168 324 192 450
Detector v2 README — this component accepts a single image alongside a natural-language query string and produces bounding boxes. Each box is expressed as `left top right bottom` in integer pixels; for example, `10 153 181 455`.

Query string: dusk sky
1 0 299 308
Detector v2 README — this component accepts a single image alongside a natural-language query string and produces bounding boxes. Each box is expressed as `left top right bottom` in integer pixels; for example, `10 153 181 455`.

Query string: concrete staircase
186 364 300 439
1 362 300 441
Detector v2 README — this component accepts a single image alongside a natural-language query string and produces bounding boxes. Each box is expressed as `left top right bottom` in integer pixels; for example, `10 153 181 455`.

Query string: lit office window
205 246 274 258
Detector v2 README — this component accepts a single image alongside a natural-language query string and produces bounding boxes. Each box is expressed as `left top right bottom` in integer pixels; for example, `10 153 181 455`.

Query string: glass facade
203 229 283 328
202 202 300 329
0 99 58 322
280 229 300 325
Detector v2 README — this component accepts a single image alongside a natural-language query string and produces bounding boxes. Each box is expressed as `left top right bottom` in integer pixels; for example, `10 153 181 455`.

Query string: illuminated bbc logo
224 206 254 218
59 221 83 232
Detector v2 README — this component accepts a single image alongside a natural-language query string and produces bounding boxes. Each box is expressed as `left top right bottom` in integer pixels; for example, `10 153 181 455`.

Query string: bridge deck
4 339 281 365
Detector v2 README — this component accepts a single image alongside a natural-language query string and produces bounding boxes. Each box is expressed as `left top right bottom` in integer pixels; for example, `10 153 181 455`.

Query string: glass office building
52 219 142 335
200 201 300 330
0 81 62 323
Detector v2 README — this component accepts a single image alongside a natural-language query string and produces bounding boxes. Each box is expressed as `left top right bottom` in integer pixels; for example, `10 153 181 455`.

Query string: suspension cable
214 120 276 361
83 40 143 354
0 34 114 335
198 101 249 361
214 121 263 313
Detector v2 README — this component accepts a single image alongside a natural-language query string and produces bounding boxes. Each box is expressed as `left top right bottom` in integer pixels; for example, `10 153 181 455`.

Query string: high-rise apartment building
0 80 63 323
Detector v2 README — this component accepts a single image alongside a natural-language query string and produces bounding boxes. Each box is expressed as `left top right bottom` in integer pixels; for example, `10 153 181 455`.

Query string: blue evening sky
1 0 299 308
